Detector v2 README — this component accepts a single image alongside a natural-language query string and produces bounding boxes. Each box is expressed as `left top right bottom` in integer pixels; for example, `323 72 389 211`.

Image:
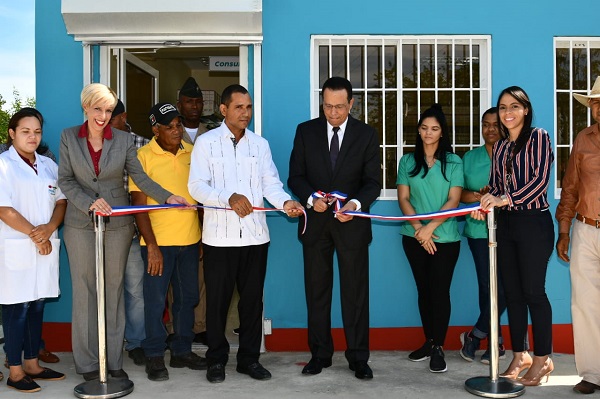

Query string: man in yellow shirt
130 102 206 382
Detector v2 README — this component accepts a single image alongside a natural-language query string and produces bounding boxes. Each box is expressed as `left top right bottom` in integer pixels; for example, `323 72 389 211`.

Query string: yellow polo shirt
129 138 201 246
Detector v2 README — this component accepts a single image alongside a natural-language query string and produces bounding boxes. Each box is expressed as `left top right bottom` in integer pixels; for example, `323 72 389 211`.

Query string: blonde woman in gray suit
58 83 189 381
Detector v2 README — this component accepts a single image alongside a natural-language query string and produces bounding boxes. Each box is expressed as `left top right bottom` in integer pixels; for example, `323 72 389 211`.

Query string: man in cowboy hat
556 76 600 395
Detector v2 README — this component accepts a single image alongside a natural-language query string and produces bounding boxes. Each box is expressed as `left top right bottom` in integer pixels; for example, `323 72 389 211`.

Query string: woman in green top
397 104 463 373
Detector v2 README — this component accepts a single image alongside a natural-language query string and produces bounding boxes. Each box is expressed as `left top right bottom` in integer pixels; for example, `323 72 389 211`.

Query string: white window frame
311 35 492 199
553 37 600 198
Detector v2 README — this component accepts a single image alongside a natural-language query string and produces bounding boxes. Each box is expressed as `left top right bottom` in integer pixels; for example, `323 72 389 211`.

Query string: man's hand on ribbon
313 197 331 213
336 201 357 223
283 200 304 218
229 193 253 218
146 243 164 276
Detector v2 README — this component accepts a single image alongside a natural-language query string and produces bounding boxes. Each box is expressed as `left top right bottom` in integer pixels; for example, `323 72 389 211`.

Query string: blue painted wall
36 0 599 329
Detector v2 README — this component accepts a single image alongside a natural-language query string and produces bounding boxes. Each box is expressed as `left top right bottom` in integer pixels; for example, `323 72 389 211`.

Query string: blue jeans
141 243 199 358
468 237 506 341
2 300 45 366
124 237 145 350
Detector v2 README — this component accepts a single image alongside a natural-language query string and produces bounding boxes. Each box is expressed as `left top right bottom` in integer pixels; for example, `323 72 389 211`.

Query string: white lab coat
0 146 66 304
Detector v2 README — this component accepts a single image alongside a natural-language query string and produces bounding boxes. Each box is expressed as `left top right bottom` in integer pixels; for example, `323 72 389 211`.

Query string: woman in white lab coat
0 108 67 393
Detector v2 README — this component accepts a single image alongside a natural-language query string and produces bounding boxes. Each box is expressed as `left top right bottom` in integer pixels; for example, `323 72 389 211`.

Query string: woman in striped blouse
474 86 554 386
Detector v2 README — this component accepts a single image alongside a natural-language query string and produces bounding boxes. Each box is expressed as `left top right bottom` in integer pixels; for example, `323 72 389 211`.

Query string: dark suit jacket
288 115 381 248
58 125 171 230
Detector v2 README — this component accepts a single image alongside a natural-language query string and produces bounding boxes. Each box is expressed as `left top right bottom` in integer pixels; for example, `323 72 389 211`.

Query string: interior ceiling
130 47 239 70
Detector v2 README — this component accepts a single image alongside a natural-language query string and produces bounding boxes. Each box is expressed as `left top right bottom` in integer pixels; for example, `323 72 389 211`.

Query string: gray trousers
64 223 134 374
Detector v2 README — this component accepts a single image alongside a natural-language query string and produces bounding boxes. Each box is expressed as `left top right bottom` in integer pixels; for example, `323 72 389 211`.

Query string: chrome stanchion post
465 208 525 398
74 213 134 399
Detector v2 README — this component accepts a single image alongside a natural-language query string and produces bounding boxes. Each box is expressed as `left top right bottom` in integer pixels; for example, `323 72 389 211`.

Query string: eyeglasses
323 103 348 111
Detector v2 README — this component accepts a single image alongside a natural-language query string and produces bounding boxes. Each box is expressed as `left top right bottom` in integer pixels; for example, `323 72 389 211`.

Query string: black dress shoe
301 357 332 375
349 361 373 379
82 370 99 381
128 347 146 366
109 369 129 379
207 363 225 383
236 362 272 380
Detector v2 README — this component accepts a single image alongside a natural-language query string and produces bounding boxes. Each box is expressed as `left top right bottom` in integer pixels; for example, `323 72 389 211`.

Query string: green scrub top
462 146 491 239
396 152 464 243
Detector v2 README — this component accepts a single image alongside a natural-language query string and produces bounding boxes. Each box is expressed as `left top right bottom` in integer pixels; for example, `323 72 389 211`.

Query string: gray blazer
58 125 171 230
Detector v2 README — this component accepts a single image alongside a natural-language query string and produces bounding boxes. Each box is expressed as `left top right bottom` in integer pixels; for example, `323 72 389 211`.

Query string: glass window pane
556 147 571 189
332 46 347 78
555 47 569 90
367 46 382 89
385 92 397 146
471 45 480 88
319 46 330 88
472 91 481 145
573 96 589 134
420 91 435 111
591 48 600 81
385 148 398 190
454 90 471 145
572 48 588 90
455 44 470 88
385 46 397 88
402 44 417 88
403 91 418 145
420 43 435 88
437 43 451 88
367 93 383 144
438 91 453 137
556 92 570 145
349 45 364 89
351 92 364 122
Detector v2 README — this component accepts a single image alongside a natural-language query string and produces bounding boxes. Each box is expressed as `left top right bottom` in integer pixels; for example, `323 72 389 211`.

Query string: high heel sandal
499 352 533 380
520 357 553 386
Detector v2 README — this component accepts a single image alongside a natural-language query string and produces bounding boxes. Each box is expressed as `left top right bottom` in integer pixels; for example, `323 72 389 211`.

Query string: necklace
426 157 435 168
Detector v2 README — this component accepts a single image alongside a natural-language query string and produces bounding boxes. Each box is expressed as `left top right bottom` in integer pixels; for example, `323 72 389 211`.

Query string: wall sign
209 56 239 72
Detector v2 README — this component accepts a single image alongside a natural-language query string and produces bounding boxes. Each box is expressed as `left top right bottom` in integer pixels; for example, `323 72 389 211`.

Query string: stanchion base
74 379 134 399
465 376 525 398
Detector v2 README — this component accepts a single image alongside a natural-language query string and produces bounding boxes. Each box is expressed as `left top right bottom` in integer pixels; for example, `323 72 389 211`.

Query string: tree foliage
0 88 36 143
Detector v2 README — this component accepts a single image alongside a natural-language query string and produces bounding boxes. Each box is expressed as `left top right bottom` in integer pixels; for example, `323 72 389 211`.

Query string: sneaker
429 345 447 373
170 352 208 370
459 331 481 362
481 344 506 364
7 376 41 393
408 339 433 362
146 356 169 381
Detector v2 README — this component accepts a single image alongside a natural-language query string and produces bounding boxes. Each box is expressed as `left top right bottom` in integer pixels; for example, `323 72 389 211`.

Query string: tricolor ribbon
339 203 484 221
95 203 308 234
312 190 348 211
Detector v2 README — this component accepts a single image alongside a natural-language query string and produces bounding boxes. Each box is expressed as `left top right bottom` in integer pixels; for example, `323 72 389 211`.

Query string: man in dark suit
288 77 381 380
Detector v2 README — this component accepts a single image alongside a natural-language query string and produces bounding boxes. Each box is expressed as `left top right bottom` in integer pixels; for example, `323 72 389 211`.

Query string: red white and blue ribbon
341 203 483 221
312 190 347 211
95 204 308 234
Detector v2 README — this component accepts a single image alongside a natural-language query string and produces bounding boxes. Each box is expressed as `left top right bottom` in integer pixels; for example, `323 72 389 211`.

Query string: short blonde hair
81 83 118 113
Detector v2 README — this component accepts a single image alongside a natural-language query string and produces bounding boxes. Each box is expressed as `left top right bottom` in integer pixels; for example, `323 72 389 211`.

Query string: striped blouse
488 128 554 210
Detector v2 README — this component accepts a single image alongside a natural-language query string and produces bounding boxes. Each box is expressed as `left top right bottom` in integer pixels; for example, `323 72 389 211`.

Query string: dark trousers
141 243 199 358
303 227 370 364
468 237 506 341
203 243 269 367
497 209 554 356
2 300 44 366
403 236 460 346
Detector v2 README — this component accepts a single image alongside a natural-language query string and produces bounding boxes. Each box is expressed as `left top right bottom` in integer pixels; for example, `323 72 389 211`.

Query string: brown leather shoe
573 380 600 394
38 348 60 363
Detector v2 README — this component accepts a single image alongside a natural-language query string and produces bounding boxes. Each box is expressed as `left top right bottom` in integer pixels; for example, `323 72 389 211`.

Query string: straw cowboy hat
573 76 600 107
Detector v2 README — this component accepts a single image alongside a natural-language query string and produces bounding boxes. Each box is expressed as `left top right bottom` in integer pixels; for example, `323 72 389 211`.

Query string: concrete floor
0 348 583 398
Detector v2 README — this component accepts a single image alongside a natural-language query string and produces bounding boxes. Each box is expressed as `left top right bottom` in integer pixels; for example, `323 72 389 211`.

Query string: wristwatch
500 195 509 205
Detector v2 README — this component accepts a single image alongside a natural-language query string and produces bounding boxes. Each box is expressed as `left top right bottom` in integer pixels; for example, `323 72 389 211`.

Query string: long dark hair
496 86 534 154
410 103 454 180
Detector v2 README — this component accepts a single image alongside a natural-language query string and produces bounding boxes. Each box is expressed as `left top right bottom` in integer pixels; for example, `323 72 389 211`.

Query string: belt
576 214 600 228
